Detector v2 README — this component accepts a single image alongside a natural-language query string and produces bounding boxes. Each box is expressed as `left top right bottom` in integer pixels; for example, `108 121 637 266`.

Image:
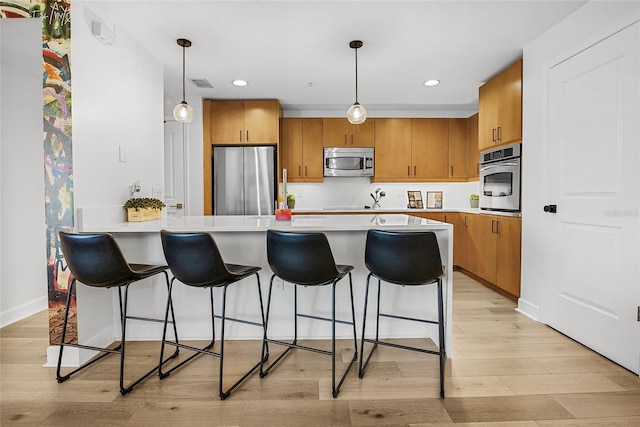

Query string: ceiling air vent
190 78 213 88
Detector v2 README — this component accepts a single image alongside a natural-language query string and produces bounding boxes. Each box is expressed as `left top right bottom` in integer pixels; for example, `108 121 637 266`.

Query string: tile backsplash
287 178 480 210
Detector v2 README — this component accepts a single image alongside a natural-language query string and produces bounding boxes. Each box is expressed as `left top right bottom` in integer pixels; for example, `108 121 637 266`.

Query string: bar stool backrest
365 230 444 286
266 230 340 286
59 231 132 288
160 231 232 287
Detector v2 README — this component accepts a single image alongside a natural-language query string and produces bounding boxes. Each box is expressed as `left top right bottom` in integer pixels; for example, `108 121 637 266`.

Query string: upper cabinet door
301 118 324 181
244 100 280 144
374 118 412 180
467 113 479 180
411 118 449 179
349 119 375 147
280 118 303 179
448 118 468 180
478 59 522 151
496 60 522 145
323 118 349 146
210 100 245 144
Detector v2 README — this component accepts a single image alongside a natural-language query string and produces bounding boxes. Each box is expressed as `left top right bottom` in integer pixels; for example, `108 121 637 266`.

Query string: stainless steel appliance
479 143 521 212
323 147 374 177
213 146 276 215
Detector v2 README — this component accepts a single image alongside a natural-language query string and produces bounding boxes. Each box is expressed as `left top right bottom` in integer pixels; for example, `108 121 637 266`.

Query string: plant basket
126 207 162 222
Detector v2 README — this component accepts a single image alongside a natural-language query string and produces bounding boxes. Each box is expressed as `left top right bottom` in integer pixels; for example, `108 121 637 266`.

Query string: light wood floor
1 272 639 426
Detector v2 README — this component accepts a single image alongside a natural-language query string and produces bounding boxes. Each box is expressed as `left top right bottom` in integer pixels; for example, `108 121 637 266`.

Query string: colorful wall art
1 0 75 345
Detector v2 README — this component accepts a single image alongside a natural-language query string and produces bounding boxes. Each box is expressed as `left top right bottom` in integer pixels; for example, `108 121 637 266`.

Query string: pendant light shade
173 38 193 123
347 40 367 125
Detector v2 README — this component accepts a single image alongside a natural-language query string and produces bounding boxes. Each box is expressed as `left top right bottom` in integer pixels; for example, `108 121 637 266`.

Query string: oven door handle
480 162 519 171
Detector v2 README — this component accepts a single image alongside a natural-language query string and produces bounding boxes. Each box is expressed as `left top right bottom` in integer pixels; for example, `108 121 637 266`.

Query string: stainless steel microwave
323 147 374 177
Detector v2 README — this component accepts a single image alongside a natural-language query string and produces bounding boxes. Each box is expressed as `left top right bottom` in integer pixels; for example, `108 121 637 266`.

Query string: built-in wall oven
479 143 521 212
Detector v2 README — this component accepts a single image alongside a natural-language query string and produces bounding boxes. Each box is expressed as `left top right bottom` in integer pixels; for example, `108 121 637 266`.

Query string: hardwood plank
348 398 452 425
499 372 626 395
442 395 574 423
550 391 640 418
535 416 640 426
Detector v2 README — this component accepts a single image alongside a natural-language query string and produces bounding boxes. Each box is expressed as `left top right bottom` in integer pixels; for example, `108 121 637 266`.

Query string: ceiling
88 0 587 115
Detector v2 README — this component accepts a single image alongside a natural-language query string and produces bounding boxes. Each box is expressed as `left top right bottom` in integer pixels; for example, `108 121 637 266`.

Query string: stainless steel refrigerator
213 146 276 215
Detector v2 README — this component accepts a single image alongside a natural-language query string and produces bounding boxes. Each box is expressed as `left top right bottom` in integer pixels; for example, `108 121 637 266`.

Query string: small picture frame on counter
426 191 443 209
407 191 423 209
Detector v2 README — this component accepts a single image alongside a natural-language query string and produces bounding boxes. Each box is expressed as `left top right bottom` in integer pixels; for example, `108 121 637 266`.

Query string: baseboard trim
0 296 47 328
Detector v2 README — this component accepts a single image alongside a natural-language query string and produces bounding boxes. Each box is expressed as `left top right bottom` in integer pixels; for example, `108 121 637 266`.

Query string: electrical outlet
152 187 162 199
275 277 284 290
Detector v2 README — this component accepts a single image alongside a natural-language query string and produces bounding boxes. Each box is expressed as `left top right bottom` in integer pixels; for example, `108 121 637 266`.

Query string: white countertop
294 207 521 217
78 213 452 233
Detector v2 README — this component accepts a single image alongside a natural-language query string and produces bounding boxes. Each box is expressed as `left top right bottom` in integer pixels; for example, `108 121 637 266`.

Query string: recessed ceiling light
232 79 248 87
424 79 440 87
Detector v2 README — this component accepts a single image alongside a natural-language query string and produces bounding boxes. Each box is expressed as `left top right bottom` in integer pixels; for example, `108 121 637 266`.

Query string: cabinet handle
492 128 496 142
491 219 495 233
240 130 243 142
496 220 500 235
450 165 454 176
305 165 308 177
464 216 468 227
407 166 410 176
298 166 301 177
344 135 347 145
413 166 417 176
444 215 447 222
477 163 480 174
246 130 249 142
497 127 502 141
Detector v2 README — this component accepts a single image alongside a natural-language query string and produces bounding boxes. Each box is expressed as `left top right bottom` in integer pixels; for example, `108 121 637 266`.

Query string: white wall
73 5 166 213
66 4 168 347
0 19 48 327
519 1 640 319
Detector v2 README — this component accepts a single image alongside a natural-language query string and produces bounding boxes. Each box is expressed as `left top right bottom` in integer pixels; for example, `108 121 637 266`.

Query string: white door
545 22 639 373
164 120 186 215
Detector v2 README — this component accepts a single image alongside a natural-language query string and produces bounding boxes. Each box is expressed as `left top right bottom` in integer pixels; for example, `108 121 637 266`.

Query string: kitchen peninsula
50 212 453 367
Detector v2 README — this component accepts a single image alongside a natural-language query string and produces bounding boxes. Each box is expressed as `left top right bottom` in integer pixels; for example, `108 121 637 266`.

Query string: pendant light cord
181 44 186 103
354 47 359 104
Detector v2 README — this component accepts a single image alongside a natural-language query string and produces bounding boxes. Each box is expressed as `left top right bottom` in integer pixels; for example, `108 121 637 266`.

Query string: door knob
543 204 557 213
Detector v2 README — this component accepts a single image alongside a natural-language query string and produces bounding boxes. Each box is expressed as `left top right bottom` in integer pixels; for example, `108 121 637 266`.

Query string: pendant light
346 40 367 125
173 38 194 123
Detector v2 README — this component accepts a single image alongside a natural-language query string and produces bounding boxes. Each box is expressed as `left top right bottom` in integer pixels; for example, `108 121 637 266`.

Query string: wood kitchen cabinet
411 118 449 180
448 118 468 180
462 213 521 298
467 113 479 180
208 100 281 144
280 118 323 183
375 118 470 182
373 118 412 180
442 212 466 267
478 59 522 151
322 118 374 147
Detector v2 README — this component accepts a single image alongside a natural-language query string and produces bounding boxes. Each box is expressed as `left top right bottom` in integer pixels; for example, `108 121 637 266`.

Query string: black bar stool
260 230 358 398
359 229 446 398
56 231 179 395
159 230 266 400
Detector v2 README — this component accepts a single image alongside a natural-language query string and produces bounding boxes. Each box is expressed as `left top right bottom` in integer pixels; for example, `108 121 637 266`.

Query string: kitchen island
49 213 453 367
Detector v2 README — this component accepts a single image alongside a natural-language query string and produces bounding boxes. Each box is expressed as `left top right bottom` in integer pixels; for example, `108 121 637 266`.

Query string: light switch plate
119 145 126 163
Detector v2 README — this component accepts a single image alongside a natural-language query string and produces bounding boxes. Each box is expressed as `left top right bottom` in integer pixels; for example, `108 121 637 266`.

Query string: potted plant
469 194 479 208
123 197 166 222
286 193 296 209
